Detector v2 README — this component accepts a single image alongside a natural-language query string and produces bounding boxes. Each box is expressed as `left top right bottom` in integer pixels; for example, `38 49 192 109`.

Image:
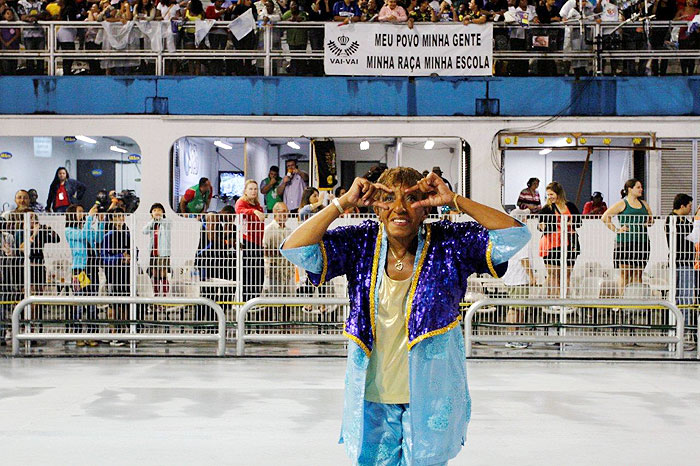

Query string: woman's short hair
527 177 539 188
376 166 423 188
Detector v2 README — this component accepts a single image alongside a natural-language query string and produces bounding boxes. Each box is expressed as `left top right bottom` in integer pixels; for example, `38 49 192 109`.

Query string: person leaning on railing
0 6 20 75
461 0 487 24
675 0 700 76
333 0 361 24
407 0 434 28
378 0 407 22
359 0 379 22
281 0 308 75
17 0 49 74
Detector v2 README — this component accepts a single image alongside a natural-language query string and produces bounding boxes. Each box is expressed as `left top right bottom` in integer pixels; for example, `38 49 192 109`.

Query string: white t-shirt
158 3 181 21
502 240 531 287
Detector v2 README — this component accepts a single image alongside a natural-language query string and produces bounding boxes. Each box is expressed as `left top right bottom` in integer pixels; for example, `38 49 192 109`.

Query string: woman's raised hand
341 177 393 210
405 172 454 209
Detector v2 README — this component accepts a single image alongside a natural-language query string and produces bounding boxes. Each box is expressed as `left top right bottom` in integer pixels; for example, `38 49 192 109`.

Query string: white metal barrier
464 298 685 359
236 297 349 356
11 296 226 356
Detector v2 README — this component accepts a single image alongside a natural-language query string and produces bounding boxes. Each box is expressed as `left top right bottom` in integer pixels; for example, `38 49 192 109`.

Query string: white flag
228 8 256 40
195 19 216 47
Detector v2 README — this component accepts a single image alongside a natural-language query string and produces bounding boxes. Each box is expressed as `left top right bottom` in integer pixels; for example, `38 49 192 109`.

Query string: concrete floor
1 358 699 465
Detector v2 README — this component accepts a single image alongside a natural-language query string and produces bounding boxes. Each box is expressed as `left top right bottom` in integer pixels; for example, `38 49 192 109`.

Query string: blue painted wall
1 76 699 116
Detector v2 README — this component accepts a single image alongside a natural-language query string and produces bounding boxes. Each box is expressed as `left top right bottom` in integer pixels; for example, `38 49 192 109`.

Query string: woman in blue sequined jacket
281 167 530 465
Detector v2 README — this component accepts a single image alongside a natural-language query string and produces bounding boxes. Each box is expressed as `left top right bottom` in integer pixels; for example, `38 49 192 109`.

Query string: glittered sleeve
488 223 531 266
442 220 512 279
280 221 375 287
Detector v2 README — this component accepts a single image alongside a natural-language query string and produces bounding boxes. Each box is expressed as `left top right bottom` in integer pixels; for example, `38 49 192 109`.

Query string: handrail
11 296 226 356
236 297 349 356
463 298 685 359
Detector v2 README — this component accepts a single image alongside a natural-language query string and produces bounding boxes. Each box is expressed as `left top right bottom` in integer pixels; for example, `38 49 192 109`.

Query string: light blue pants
357 401 448 466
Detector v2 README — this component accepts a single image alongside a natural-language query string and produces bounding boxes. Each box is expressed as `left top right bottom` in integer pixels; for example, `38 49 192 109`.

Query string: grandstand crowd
0 0 698 75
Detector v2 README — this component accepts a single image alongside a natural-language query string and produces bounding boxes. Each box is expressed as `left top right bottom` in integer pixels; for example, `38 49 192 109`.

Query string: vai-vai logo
328 34 360 58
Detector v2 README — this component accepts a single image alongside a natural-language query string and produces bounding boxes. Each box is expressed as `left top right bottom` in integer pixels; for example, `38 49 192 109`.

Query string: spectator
235 180 265 301
594 0 622 75
263 202 294 296
182 0 204 75
408 0 434 27
27 189 45 213
2 189 30 219
505 0 537 75
260 165 282 212
255 0 281 17
84 3 104 75
276 159 309 213
462 0 487 23
333 0 361 23
675 0 699 75
431 166 453 191
21 209 59 333
503 208 535 349
666 193 695 309
133 0 157 20
432 0 455 21
307 0 333 75
1 211 26 344
0 6 20 75
533 0 560 75
559 0 593 76
650 0 676 76
582 191 607 216
179 177 213 214
230 0 258 75
517 177 541 213
335 186 359 214
47 167 86 213
359 0 379 21
65 204 104 347
538 181 580 299
602 178 653 293
100 207 131 346
205 0 229 75
17 0 49 74
57 0 81 76
194 207 235 323
378 0 407 21
298 187 325 221
281 1 308 75
142 202 172 297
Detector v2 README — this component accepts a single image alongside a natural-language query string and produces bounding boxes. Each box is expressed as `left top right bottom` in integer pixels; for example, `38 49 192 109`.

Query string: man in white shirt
505 0 537 75
263 202 295 296
559 0 594 75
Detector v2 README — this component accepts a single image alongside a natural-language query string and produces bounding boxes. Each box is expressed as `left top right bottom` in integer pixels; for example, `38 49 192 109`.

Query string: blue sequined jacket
282 219 530 464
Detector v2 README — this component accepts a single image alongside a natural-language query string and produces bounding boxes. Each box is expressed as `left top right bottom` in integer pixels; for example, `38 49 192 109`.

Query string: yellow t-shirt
364 271 411 404
46 2 61 18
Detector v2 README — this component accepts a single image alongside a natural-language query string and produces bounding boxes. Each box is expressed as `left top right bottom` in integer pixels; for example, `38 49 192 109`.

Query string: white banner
324 23 492 76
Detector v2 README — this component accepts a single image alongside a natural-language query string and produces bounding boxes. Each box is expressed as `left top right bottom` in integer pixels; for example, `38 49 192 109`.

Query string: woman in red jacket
235 179 265 301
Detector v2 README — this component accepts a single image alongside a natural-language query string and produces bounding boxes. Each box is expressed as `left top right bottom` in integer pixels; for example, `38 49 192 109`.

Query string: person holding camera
275 159 308 213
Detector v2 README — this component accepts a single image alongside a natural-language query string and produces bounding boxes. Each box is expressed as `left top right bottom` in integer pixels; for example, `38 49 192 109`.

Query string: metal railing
236 297 349 355
464 298 685 358
0 20 698 76
11 295 226 356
